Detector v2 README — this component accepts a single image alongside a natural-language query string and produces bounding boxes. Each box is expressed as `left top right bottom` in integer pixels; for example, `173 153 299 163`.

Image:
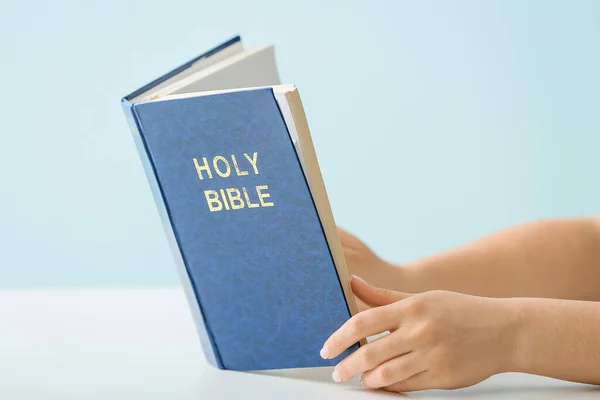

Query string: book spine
121 99 223 368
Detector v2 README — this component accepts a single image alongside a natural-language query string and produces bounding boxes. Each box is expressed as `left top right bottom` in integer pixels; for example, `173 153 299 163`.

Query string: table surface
2 286 599 399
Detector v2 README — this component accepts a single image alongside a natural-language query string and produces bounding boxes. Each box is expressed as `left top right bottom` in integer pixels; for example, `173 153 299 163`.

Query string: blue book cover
121 37 360 371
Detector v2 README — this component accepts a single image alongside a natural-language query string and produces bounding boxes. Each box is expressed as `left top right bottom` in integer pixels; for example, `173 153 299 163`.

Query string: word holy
193 152 259 180
192 152 274 212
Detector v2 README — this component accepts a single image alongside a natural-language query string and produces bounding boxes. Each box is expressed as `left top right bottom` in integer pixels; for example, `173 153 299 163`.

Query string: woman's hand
338 228 406 310
320 276 519 392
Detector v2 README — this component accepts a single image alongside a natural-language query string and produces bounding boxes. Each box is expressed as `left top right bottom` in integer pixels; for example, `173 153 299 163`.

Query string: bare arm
510 296 600 384
340 217 600 301
332 218 600 390
322 277 600 391
406 217 600 300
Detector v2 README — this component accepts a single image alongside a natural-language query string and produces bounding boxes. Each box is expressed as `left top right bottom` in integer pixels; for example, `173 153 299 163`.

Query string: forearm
505 297 600 384
401 217 600 300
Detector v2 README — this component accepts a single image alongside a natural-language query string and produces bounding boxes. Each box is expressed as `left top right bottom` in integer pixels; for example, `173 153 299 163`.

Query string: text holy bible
121 36 361 371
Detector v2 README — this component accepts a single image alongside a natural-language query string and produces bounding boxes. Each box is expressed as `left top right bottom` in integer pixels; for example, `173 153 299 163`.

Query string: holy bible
121 36 361 371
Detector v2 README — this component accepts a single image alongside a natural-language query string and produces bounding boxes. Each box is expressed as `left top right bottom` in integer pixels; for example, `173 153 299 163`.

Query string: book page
130 40 244 103
273 91 305 171
148 47 280 101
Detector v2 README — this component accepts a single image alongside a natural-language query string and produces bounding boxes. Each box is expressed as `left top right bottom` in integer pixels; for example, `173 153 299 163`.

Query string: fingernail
332 370 341 383
320 345 330 359
352 275 368 284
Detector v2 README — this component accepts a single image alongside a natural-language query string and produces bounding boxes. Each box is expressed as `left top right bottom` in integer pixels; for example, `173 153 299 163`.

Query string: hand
338 228 404 310
320 276 517 392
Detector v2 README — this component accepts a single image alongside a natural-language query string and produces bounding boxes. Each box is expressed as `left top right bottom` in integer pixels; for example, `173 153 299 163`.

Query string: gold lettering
226 188 245 210
231 155 249 176
256 185 274 207
219 189 230 210
193 157 213 180
204 190 222 212
243 187 260 208
213 156 231 178
243 152 259 175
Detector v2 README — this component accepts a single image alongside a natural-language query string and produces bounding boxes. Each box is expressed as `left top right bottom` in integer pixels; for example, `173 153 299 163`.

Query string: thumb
350 275 412 307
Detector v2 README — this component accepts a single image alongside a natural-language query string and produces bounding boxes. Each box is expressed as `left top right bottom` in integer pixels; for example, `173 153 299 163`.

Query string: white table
1 287 599 399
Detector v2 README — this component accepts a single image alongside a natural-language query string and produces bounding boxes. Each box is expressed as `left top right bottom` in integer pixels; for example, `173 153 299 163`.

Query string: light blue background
1 0 599 288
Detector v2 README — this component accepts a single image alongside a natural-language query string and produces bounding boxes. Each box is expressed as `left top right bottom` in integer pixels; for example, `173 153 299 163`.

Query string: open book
121 36 362 371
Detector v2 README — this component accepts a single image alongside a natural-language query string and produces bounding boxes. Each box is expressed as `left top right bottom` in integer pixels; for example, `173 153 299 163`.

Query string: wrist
379 261 425 294
497 298 531 373
399 260 428 293
371 261 406 291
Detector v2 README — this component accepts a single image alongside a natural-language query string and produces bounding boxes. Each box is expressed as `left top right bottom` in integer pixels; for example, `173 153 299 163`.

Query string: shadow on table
198 365 407 399
251 366 343 383
429 383 600 399
250 368 402 398
249 368 600 399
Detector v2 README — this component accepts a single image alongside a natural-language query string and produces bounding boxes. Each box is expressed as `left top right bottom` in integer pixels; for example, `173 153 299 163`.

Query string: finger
332 332 411 382
360 351 425 389
383 370 433 393
351 275 412 308
321 304 398 360
355 297 370 313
